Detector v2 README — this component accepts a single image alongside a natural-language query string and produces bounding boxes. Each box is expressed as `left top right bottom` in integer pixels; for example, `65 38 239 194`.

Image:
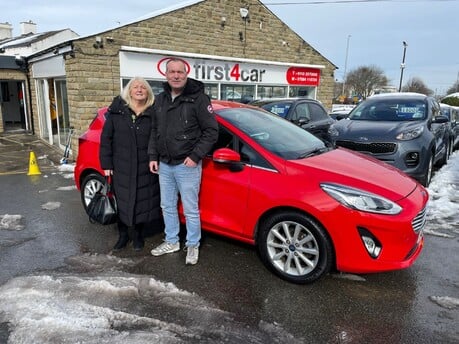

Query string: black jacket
100 96 161 226
148 78 218 165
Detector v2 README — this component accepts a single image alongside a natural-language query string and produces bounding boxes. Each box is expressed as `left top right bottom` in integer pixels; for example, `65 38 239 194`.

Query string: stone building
0 20 78 133
24 0 337 158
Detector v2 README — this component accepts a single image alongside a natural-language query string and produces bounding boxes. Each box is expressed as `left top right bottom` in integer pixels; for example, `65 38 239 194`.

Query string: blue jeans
158 161 202 247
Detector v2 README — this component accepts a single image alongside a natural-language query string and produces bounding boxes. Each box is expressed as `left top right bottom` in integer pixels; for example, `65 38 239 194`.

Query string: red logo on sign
157 57 191 76
286 67 320 86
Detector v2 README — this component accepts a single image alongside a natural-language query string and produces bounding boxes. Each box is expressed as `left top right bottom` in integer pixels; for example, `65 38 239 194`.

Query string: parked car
329 109 352 121
249 97 335 143
329 104 355 120
329 93 450 186
75 101 428 284
440 103 459 151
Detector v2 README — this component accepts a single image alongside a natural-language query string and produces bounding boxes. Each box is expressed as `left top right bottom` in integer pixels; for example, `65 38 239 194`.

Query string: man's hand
183 157 197 167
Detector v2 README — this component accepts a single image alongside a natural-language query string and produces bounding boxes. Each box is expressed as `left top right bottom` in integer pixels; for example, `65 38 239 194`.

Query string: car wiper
298 147 329 159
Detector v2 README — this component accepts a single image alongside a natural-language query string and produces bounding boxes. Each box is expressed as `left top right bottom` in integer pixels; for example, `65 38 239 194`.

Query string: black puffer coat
99 96 161 226
148 78 218 165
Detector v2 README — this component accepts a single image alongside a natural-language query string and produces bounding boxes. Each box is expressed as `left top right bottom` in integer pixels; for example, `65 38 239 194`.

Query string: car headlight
320 183 402 215
396 126 424 140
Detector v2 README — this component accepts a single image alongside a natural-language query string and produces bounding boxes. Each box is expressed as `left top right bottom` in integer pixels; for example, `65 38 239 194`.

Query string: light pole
398 41 408 92
342 34 351 96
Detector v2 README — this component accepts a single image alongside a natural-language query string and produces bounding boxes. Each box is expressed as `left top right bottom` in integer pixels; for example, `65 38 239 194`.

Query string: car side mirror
432 115 448 124
297 117 310 125
212 148 244 172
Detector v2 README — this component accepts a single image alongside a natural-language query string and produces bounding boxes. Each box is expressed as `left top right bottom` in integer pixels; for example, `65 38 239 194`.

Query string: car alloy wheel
257 211 333 284
80 173 106 211
421 155 434 187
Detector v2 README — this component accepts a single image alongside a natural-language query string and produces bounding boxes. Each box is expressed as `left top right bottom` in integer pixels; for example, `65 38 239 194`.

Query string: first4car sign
120 51 323 86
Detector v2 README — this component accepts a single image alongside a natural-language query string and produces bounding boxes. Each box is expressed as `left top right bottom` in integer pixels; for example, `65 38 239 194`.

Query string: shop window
289 86 315 98
257 86 287 99
203 83 218 99
220 85 254 104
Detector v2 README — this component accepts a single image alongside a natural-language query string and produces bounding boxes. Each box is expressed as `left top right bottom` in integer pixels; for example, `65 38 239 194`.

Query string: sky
1 151 458 342
1 0 459 96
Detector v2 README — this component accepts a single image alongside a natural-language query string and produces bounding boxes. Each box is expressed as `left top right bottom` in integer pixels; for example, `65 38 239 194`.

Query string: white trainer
151 241 180 256
186 246 199 265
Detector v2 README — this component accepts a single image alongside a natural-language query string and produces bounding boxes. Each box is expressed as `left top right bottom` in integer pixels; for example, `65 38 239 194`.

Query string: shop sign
286 67 320 86
120 52 322 86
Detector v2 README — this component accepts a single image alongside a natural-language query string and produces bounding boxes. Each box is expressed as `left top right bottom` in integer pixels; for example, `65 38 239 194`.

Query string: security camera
15 55 26 67
240 8 249 19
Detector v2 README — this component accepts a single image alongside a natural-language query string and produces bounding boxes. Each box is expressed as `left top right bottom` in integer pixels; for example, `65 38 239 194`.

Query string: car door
429 99 448 161
200 124 278 239
307 102 334 142
199 125 251 237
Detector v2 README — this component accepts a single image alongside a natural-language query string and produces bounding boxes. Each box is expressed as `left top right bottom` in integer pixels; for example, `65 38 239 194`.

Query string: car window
261 102 291 118
211 124 272 169
349 99 427 121
308 102 328 121
292 103 310 121
217 107 325 160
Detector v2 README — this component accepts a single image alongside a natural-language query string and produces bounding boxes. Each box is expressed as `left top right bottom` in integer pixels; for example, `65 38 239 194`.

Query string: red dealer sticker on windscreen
286 67 320 86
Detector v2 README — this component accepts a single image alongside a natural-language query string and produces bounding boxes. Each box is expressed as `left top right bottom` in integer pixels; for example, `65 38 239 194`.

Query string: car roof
249 97 320 105
368 92 428 100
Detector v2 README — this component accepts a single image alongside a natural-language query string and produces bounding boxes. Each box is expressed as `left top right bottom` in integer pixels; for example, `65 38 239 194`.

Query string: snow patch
429 296 459 310
41 202 61 210
0 214 24 231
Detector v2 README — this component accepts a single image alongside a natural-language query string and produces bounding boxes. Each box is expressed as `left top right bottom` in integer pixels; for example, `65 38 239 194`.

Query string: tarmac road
0 131 458 343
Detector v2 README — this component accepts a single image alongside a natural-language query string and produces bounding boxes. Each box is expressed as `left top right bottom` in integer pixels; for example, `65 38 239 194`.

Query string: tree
401 77 433 96
441 96 459 106
445 81 459 96
345 65 388 99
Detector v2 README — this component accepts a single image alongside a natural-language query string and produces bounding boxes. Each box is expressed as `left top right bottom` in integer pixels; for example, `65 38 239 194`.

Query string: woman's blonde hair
121 77 155 112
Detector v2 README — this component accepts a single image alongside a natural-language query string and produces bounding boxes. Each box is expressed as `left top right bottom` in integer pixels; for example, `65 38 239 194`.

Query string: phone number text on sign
286 67 321 86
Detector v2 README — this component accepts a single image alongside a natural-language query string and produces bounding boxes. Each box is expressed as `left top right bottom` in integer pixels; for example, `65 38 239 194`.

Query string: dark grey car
440 103 459 151
329 93 449 186
249 97 335 144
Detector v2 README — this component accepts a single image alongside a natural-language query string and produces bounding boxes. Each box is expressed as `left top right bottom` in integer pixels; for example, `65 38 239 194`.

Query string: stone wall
34 0 336 157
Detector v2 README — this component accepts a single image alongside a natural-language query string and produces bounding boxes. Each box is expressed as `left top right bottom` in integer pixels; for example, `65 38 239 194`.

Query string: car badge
358 137 369 141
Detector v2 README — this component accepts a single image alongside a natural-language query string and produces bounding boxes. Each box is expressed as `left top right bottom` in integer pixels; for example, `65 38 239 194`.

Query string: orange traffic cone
27 151 41 175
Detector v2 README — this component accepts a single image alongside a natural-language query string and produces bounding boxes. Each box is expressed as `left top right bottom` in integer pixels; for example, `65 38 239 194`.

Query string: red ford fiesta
75 101 428 284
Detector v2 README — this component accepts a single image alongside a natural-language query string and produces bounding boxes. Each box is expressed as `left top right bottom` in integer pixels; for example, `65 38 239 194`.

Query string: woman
99 77 162 251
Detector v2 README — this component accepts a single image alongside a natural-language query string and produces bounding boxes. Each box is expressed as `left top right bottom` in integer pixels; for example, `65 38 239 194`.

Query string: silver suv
329 93 449 186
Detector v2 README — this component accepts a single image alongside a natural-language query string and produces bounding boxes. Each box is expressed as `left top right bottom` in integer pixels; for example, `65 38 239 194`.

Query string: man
148 58 218 265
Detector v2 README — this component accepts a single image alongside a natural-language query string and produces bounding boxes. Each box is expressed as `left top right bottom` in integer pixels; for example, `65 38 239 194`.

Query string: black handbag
87 176 117 225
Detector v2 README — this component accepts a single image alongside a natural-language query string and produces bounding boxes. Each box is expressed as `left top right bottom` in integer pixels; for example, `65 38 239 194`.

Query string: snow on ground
1 151 458 343
425 151 459 234
0 253 302 344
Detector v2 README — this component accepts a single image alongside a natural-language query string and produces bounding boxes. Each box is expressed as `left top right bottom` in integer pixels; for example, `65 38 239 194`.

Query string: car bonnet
288 148 419 201
334 119 421 140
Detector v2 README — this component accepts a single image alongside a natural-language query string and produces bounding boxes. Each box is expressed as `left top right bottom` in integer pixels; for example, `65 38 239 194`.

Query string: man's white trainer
185 246 199 265
151 241 180 256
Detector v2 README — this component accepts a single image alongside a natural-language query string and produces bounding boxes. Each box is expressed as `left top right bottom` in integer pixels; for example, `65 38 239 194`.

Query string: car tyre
257 211 333 284
437 141 450 167
80 173 105 212
420 154 434 187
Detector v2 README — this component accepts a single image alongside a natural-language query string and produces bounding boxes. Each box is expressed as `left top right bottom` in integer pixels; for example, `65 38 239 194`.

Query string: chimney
0 22 13 40
20 20 37 35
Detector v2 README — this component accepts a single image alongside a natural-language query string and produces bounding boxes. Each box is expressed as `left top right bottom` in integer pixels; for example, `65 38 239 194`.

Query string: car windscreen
217 108 326 160
260 102 292 118
349 99 427 121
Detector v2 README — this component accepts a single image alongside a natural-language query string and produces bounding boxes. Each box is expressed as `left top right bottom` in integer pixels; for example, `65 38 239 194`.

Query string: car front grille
336 141 397 154
412 206 427 233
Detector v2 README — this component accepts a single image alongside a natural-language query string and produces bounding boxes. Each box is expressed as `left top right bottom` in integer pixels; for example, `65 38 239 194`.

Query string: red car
75 101 428 284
